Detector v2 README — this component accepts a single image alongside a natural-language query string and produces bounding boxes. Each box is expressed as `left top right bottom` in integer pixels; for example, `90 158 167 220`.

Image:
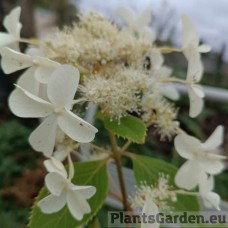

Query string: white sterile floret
199 175 221 210
9 65 98 157
116 7 155 43
16 68 40 95
174 126 225 190
181 15 211 117
186 46 205 117
37 171 96 220
182 15 211 59
14 47 47 95
0 47 60 84
0 7 22 50
147 49 179 101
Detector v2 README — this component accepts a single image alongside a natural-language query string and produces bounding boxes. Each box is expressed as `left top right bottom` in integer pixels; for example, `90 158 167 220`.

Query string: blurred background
0 0 227 227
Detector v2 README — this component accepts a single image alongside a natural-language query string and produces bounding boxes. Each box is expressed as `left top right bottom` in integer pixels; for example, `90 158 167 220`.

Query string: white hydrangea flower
186 46 205 117
9 65 98 157
147 49 179 101
38 163 96 220
0 47 60 84
174 126 225 190
0 7 22 50
182 15 211 59
13 47 47 95
116 7 155 42
199 174 221 210
181 15 212 117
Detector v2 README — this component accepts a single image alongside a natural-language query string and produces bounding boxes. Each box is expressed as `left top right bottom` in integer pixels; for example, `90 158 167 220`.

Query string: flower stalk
109 132 132 211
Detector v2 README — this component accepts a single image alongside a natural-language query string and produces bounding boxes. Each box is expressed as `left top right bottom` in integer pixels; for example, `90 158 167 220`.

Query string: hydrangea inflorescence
0 6 227 226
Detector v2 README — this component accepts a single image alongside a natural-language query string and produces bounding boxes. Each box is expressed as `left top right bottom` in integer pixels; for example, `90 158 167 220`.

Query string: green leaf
99 114 146 144
29 160 108 228
132 154 200 211
87 218 101 228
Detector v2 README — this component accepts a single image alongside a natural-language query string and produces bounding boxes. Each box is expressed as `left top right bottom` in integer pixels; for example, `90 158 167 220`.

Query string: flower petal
47 65 79 109
174 134 201 159
141 198 159 228
161 84 179 100
45 172 67 196
188 86 204 118
139 27 155 43
15 84 52 105
151 48 164 70
7 41 20 51
70 185 96 199
0 33 15 48
199 174 214 194
198 44 211 53
186 45 203 82
37 192 66 214
26 46 43 56
182 14 199 48
8 88 53 118
3 7 22 38
0 47 32 74
34 57 60 84
58 109 98 143
175 160 205 190
29 115 58 156
199 174 221 209
202 192 220 209
135 9 151 29
44 157 67 178
198 154 224 175
17 68 39 95
191 84 204 98
67 189 91 220
53 150 68 162
116 7 135 26
202 126 224 150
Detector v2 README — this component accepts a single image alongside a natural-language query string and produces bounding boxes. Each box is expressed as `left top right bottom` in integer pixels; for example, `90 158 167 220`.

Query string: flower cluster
174 126 225 209
0 7 98 220
130 174 177 212
130 174 176 228
38 157 96 220
41 9 184 140
0 6 226 223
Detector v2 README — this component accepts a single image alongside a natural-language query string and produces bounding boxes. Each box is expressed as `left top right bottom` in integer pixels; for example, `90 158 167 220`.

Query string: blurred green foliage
0 120 34 227
0 120 35 188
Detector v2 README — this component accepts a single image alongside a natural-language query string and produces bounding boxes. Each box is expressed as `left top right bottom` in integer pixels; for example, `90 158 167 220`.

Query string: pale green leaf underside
29 160 108 228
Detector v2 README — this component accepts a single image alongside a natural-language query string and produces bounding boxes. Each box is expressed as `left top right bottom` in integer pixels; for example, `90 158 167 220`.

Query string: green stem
67 154 74 181
109 132 131 211
159 46 182 53
174 189 200 196
160 77 188 84
91 143 111 154
72 98 87 105
19 38 39 45
121 140 132 151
